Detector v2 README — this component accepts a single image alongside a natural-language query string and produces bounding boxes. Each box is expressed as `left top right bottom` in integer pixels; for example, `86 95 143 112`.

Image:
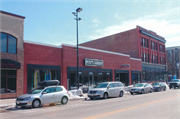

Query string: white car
88 82 125 100
16 80 69 108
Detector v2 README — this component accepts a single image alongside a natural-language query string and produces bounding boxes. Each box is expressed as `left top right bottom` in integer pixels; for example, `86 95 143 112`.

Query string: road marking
84 95 180 119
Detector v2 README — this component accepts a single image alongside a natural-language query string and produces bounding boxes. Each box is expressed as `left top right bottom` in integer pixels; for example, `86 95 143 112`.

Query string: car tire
150 88 153 93
32 99 40 108
119 91 123 97
61 96 68 105
164 88 166 91
90 98 94 100
103 93 108 99
130 92 133 95
141 90 144 94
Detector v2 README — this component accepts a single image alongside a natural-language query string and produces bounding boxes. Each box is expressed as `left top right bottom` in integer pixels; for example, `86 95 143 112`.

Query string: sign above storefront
1 59 21 69
121 64 130 68
84 58 103 67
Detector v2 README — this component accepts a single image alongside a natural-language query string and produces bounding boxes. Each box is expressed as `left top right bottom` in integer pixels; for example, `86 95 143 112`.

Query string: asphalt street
0 89 180 119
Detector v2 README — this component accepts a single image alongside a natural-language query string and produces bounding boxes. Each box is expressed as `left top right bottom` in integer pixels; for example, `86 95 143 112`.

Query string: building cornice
140 30 166 43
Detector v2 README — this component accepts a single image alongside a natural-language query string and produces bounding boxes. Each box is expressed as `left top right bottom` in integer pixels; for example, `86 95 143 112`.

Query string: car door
41 87 55 104
144 84 149 93
112 83 119 96
107 83 114 97
54 86 64 103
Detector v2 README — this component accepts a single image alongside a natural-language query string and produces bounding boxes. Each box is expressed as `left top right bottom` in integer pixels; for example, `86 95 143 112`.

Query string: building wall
62 44 142 88
0 11 25 98
80 28 139 58
166 47 180 79
24 42 62 93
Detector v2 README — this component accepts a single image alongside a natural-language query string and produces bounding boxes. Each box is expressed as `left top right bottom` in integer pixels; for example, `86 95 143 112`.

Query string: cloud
92 18 100 27
87 7 179 47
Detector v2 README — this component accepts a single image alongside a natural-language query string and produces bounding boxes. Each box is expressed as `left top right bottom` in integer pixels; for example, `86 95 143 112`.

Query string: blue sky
0 0 179 47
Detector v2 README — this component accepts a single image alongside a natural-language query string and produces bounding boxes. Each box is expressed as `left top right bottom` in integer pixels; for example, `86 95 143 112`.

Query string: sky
0 0 179 47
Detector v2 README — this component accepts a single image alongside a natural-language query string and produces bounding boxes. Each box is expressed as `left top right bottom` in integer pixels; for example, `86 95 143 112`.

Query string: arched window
1 32 17 54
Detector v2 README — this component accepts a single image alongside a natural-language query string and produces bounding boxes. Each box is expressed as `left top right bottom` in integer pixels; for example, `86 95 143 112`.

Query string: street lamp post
72 7 82 89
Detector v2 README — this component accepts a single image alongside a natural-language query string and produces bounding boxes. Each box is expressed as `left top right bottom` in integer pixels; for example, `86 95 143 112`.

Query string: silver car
16 86 69 108
88 82 125 100
130 83 153 95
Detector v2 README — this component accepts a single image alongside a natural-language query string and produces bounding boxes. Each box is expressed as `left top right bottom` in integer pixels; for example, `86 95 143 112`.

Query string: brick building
166 46 180 80
81 26 167 83
23 42 142 94
0 11 25 98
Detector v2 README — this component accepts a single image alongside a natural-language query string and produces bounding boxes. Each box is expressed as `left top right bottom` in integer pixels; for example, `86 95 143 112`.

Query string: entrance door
116 73 120 81
88 72 94 89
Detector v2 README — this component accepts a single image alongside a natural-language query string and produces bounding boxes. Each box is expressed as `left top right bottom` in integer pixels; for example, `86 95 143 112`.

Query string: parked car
169 79 180 89
151 82 166 92
88 82 125 100
130 83 153 95
16 80 69 108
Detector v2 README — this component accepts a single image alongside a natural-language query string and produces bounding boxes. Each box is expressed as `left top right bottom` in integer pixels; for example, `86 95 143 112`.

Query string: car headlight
24 97 31 100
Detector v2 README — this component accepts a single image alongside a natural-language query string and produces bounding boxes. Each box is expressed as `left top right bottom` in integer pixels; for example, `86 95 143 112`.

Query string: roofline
24 40 62 48
62 43 142 61
0 10 25 19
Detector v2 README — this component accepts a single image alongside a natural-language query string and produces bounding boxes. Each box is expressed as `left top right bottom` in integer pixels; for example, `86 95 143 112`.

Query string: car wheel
141 90 144 94
130 92 133 95
90 98 94 100
119 91 124 97
150 88 153 93
61 96 68 105
32 99 40 108
164 88 166 91
103 93 108 99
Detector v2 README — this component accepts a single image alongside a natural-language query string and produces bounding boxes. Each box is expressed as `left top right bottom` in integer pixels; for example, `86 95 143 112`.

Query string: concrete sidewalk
0 92 130 110
0 94 88 109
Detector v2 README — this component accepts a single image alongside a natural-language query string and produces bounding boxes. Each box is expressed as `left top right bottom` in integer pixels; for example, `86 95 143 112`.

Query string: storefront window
31 70 57 90
1 70 16 93
151 68 154 82
155 69 159 82
69 70 112 90
142 68 145 82
146 68 151 81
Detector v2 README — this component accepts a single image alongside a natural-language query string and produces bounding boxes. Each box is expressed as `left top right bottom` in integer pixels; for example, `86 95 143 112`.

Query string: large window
32 70 58 90
1 32 17 54
1 70 16 93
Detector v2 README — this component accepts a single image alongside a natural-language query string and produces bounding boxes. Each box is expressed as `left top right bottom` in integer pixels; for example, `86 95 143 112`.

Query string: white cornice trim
130 57 142 61
24 40 62 48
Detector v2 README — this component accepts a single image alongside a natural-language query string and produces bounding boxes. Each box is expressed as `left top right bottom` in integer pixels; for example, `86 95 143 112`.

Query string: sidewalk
0 94 88 110
0 92 130 110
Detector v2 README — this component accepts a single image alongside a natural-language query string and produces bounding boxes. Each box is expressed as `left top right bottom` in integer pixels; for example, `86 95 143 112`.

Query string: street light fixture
72 7 82 89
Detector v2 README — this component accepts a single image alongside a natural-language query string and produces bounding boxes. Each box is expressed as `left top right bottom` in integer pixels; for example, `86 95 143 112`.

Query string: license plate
16 101 20 104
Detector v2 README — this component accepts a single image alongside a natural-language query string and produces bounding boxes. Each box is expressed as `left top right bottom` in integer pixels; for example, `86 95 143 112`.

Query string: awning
1 59 21 69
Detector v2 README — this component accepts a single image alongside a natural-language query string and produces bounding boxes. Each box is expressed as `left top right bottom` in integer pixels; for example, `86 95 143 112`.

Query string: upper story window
1 32 17 54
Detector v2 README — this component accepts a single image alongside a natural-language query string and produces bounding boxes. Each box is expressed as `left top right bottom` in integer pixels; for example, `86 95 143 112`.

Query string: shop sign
84 58 103 67
121 64 130 68
1 59 21 69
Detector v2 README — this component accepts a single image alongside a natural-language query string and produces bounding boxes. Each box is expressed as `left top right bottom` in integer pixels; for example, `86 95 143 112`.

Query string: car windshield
29 88 44 94
134 84 144 87
171 80 180 82
151 83 159 86
94 83 108 88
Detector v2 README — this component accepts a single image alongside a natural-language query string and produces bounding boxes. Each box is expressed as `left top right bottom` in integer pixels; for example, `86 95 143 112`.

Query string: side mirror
42 92 47 95
107 86 111 89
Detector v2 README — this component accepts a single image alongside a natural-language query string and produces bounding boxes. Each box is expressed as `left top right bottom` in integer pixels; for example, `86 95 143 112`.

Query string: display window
31 70 58 90
1 70 16 93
